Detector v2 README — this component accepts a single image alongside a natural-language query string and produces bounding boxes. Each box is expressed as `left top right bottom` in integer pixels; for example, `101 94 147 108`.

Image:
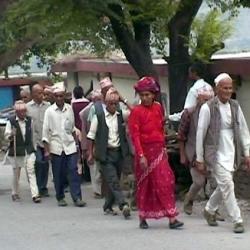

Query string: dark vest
94 101 129 162
8 116 35 156
204 97 241 170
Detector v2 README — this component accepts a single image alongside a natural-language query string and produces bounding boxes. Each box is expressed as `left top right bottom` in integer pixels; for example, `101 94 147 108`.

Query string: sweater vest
204 97 241 170
8 116 35 156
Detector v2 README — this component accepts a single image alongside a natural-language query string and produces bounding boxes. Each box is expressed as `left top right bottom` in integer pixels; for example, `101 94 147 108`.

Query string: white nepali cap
214 73 232 86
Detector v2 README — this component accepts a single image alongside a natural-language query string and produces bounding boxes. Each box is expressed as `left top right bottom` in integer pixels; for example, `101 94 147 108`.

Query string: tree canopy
0 0 249 111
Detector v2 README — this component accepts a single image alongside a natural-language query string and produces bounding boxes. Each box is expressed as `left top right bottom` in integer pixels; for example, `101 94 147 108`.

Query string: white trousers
205 164 242 223
89 160 102 195
8 153 39 198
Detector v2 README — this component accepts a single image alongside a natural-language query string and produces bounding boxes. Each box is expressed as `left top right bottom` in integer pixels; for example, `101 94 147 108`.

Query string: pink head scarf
134 76 160 93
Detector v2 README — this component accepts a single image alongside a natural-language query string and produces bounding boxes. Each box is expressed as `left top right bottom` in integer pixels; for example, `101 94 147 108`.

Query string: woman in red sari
128 76 183 229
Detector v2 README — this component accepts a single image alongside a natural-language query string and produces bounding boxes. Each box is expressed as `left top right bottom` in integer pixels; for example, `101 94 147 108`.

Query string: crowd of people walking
3 66 250 234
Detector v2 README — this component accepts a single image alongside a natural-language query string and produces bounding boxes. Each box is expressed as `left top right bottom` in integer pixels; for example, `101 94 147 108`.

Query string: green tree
0 0 248 112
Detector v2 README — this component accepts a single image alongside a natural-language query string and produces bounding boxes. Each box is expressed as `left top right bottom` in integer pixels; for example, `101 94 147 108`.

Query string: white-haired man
196 73 250 233
5 101 40 203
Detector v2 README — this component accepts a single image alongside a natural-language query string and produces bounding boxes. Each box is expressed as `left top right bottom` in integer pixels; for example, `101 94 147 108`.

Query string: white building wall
67 72 170 114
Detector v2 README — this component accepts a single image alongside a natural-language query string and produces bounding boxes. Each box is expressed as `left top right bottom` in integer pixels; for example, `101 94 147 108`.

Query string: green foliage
0 0 118 72
0 0 249 74
188 9 233 63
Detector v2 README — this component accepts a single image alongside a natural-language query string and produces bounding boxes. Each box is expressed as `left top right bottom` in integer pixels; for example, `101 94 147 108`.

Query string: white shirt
5 117 26 141
4 117 36 154
26 100 50 148
42 103 77 155
169 79 213 121
196 100 250 171
87 108 129 148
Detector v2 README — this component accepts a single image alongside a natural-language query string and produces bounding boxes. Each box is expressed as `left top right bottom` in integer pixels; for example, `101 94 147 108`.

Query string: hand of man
244 156 250 172
139 155 148 170
87 152 94 166
44 149 51 161
195 161 206 175
82 149 87 160
180 153 189 166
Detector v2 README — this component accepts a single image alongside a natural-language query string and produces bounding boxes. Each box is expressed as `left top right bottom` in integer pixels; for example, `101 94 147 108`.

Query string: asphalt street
1 161 250 250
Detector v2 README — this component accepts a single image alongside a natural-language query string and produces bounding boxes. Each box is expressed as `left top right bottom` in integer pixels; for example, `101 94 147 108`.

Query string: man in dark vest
87 87 131 218
196 73 250 233
4 100 41 203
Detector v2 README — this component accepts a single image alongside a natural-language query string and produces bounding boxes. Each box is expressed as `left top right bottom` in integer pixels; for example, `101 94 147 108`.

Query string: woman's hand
139 155 148 170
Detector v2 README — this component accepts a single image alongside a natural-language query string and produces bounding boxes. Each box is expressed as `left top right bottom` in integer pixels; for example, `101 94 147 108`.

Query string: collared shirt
87 108 129 148
4 116 36 152
5 117 26 141
26 100 50 148
42 103 77 155
196 100 250 171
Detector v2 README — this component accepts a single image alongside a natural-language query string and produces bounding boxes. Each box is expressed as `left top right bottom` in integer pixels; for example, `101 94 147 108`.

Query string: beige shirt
42 103 77 155
26 100 50 148
87 108 129 148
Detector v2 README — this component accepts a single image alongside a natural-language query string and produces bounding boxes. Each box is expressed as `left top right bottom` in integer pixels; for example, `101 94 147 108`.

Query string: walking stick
13 127 17 169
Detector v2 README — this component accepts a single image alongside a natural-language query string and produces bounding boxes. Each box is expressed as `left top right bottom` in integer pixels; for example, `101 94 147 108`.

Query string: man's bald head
32 84 44 104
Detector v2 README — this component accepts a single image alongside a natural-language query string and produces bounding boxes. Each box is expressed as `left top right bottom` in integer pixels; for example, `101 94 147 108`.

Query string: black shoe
94 193 103 199
104 208 118 216
139 220 149 229
122 205 131 219
57 199 68 207
11 194 21 202
169 220 184 229
32 196 41 203
39 189 49 197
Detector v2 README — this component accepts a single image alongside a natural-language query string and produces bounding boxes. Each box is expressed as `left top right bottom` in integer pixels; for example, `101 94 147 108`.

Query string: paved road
1 161 250 250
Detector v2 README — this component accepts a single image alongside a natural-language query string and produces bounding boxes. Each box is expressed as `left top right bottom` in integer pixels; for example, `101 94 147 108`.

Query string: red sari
128 102 178 219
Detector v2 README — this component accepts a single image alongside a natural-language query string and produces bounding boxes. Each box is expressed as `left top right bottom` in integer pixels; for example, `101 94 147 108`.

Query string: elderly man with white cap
42 84 86 207
195 73 250 233
4 100 41 203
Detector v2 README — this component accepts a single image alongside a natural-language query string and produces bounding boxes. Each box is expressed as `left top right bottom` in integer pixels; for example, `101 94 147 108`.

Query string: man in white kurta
169 63 214 121
196 73 250 233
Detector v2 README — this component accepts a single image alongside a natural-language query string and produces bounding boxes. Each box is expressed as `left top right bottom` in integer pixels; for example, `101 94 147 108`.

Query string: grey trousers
188 167 206 200
100 149 127 211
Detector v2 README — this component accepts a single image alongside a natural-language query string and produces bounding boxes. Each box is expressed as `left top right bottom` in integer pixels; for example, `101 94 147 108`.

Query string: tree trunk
168 0 203 113
108 4 158 79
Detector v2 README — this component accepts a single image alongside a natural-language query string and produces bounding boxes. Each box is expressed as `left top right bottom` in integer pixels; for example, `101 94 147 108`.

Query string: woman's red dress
128 102 178 219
